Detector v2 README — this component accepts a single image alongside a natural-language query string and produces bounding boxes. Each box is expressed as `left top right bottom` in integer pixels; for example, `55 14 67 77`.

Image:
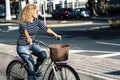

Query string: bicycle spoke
49 64 80 80
7 61 28 80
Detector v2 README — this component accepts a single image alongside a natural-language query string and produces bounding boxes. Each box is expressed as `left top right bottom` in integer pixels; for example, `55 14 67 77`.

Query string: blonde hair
18 4 37 23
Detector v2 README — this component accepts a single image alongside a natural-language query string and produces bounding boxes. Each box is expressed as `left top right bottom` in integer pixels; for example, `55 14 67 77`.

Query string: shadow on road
104 70 120 76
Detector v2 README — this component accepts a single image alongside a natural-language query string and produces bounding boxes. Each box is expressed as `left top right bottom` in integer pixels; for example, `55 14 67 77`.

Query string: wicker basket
49 44 69 62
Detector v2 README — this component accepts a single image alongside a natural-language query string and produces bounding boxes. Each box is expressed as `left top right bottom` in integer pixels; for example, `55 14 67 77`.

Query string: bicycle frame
36 55 67 80
34 40 68 79
6 40 80 80
6 40 71 80
6 55 67 80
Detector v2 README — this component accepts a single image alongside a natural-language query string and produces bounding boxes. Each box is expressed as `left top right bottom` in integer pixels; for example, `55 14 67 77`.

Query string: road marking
0 23 18 26
70 50 120 58
69 50 117 54
8 26 19 31
96 41 120 46
93 52 120 58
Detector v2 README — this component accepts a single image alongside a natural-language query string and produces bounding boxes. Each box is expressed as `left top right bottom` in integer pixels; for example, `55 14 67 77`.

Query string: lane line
96 41 120 46
70 50 120 58
69 50 118 54
93 52 120 58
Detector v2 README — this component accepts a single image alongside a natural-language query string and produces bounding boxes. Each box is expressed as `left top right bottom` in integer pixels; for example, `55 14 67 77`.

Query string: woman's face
32 8 38 18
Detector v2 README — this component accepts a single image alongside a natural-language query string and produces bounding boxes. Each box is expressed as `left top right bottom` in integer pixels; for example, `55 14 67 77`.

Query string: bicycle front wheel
48 64 80 80
6 60 28 80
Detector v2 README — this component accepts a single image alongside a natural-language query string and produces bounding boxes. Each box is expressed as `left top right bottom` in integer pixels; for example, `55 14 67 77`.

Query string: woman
17 4 60 80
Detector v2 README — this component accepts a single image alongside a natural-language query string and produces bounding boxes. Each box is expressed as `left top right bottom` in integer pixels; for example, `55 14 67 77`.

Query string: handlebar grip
57 36 62 41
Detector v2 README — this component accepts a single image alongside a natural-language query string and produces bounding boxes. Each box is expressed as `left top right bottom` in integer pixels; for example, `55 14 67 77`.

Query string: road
0 21 120 60
0 20 120 79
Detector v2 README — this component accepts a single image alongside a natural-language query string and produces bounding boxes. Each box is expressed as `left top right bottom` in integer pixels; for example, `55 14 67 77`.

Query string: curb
0 19 93 27
47 22 93 27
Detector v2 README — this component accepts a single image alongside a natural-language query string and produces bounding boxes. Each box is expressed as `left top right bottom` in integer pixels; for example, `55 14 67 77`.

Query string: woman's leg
17 45 36 80
31 43 47 71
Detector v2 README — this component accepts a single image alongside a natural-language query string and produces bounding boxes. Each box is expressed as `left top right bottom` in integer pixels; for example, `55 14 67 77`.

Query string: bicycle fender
6 58 27 75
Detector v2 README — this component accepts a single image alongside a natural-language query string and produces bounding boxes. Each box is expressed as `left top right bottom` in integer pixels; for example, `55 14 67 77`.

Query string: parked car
51 8 72 19
68 8 90 19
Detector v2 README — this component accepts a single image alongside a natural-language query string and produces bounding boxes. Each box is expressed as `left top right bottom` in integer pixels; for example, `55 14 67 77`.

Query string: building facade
5 0 88 20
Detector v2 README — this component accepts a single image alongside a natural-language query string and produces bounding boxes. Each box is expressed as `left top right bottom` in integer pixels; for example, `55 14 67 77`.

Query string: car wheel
67 16 71 19
77 15 80 19
60 16 64 20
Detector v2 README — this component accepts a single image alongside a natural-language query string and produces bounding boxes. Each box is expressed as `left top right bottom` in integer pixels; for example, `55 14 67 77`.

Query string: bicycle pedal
35 71 43 77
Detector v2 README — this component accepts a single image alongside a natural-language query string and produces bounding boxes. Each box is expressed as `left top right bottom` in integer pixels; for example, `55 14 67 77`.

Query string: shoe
35 71 43 77
34 62 41 72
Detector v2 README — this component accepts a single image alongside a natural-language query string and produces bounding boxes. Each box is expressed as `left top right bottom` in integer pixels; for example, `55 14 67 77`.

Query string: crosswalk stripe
93 52 120 58
70 50 120 58
96 41 120 46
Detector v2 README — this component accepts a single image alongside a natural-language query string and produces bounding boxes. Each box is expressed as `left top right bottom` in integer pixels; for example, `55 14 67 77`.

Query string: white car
68 8 91 19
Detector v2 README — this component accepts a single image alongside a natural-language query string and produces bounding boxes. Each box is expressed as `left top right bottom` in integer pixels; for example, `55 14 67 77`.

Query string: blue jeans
17 43 47 80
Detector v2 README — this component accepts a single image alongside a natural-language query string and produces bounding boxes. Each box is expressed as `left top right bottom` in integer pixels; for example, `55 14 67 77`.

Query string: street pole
43 0 46 25
5 0 11 20
72 0 75 9
61 0 65 8
19 0 22 12
53 0 56 10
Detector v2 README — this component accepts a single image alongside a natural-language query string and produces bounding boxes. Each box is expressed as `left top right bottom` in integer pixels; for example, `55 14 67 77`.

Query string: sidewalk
69 54 120 80
0 44 120 80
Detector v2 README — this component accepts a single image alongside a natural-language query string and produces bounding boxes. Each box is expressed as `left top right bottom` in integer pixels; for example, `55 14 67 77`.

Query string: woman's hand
46 28 61 40
27 37 33 45
55 35 61 41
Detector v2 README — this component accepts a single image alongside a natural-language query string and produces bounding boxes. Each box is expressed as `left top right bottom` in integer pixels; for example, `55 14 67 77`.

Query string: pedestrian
16 4 61 80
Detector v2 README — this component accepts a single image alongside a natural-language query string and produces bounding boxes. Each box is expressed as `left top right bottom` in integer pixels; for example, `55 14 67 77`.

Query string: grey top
17 18 48 45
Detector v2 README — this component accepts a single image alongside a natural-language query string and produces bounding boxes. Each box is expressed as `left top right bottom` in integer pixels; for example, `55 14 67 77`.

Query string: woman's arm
24 30 33 45
37 19 61 39
46 28 61 39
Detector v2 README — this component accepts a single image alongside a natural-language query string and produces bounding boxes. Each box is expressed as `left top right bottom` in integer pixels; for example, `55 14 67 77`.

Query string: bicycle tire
6 60 28 80
48 64 80 80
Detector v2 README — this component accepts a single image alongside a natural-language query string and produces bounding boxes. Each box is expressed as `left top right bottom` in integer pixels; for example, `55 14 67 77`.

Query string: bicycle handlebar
33 35 62 49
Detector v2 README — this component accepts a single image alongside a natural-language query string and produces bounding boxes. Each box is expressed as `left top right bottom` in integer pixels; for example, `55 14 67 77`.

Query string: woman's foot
35 71 43 77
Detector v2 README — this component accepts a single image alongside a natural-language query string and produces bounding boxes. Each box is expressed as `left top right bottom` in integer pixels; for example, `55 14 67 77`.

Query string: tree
87 0 98 16
97 0 108 15
0 1 5 4
87 0 108 16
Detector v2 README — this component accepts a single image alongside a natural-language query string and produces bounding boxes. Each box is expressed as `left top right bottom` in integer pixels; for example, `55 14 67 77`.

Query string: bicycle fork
52 63 61 80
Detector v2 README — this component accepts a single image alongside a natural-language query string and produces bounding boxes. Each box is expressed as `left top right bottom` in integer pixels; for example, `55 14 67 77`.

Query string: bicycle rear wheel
6 60 28 80
48 64 80 80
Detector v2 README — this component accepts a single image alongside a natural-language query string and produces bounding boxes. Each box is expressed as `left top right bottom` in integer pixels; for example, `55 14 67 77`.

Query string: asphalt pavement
0 17 120 80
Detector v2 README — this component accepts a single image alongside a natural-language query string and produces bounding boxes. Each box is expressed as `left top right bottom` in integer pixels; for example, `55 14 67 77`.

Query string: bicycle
6 39 80 80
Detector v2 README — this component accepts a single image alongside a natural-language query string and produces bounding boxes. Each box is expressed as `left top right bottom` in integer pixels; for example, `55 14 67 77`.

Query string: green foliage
106 4 120 15
108 20 120 28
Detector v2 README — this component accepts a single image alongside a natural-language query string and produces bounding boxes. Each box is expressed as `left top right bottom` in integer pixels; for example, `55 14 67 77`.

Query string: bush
108 20 120 28
106 4 120 15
